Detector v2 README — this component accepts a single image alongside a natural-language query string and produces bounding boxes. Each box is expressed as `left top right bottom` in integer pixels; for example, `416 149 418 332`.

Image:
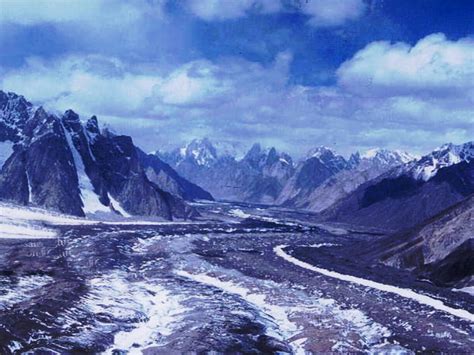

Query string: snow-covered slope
408 142 474 181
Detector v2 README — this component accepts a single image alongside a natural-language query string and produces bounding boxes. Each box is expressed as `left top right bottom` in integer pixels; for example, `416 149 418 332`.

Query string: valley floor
0 202 473 353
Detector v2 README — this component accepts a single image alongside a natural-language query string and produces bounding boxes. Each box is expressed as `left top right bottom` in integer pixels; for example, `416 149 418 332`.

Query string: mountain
367 195 473 287
276 147 349 207
137 148 214 201
321 142 474 232
297 149 415 212
0 91 195 220
159 140 294 204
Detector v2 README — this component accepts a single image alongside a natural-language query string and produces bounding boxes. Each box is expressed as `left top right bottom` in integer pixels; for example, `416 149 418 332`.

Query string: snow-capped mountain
353 148 416 168
291 148 415 212
0 91 198 219
407 142 474 181
159 138 218 168
321 142 474 232
159 140 294 204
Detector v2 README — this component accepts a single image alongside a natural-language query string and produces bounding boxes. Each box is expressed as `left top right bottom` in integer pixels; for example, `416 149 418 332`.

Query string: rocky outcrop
0 107 84 216
0 91 196 220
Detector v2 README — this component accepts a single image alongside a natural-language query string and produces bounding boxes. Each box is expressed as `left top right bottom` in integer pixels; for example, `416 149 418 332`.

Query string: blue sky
0 0 473 156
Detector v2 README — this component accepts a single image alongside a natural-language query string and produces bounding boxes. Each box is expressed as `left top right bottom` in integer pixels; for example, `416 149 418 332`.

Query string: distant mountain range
0 91 211 220
157 138 418 210
157 139 294 204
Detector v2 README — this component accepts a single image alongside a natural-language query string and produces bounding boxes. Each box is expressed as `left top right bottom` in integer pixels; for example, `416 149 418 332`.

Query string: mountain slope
300 149 415 212
321 142 474 232
137 148 214 201
276 147 349 207
368 195 473 287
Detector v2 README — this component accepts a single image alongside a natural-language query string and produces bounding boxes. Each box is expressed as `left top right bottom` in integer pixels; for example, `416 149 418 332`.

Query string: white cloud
337 33 474 99
1 0 364 29
301 0 366 27
184 0 365 26
1 55 160 116
0 0 150 26
157 61 230 105
184 0 281 21
1 34 472 156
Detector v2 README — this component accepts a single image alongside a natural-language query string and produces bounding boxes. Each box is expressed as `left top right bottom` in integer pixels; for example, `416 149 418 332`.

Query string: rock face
137 148 214 201
298 149 415 212
159 139 294 204
0 91 195 220
0 107 84 216
369 195 473 287
276 147 349 207
321 142 474 232
0 91 32 142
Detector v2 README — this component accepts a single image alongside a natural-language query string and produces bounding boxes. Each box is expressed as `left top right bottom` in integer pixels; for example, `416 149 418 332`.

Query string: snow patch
83 272 188 354
176 269 392 353
229 209 252 219
62 125 110 214
0 222 56 239
108 194 131 218
175 270 299 347
0 275 53 310
0 202 202 227
453 286 474 297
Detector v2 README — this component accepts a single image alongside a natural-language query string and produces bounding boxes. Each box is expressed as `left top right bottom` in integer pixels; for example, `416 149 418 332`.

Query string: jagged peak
306 146 338 159
182 137 218 166
86 115 100 133
33 106 49 120
410 141 474 181
62 109 80 122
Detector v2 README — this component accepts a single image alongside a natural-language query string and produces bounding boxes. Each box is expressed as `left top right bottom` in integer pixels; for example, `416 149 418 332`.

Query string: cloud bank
1 32 472 156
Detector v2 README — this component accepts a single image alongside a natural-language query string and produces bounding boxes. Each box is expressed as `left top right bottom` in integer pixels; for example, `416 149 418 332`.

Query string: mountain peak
411 141 474 181
63 109 80 122
306 146 337 159
183 138 218 166
360 148 416 166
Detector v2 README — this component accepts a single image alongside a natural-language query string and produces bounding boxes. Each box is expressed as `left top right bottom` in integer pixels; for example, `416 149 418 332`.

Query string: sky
0 0 473 157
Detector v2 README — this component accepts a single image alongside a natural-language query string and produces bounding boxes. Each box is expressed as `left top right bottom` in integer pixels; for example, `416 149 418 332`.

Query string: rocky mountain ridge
0 91 207 219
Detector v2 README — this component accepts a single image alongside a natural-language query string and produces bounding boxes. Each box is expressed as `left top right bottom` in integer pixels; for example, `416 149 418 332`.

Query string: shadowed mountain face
137 148 214 202
276 147 350 207
321 144 474 232
0 91 196 220
362 195 474 287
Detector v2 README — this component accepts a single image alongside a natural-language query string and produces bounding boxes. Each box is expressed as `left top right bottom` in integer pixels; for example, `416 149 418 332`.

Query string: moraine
0 202 472 353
